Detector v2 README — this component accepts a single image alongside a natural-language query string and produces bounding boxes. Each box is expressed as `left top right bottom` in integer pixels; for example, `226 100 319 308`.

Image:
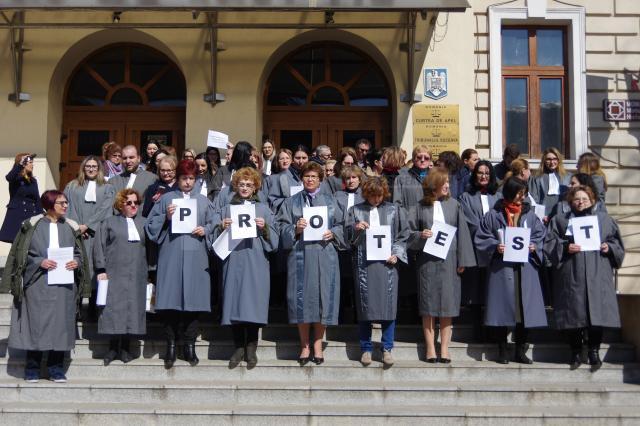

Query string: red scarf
503 202 522 227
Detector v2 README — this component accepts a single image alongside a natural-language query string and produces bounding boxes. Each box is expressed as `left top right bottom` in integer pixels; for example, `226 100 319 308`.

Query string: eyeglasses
477 172 490 177
415 155 431 161
572 198 591 203
125 200 141 206
237 183 255 189
545 157 559 162
84 165 99 170
55 201 69 206
303 175 320 180
159 169 175 174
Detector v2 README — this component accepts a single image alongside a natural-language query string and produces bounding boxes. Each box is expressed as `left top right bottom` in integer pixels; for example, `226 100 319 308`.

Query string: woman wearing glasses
544 185 624 370
0 153 42 243
93 189 148 365
212 168 278 369
142 156 179 218
277 161 343 365
529 147 571 223
2 190 88 383
63 156 115 313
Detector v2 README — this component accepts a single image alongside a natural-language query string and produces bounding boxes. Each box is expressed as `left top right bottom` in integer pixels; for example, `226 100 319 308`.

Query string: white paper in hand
366 225 391 261
503 226 531 263
47 247 74 285
207 130 229 149
171 198 198 234
230 203 257 240
96 279 108 306
423 221 457 260
212 228 242 260
571 215 601 251
303 206 328 241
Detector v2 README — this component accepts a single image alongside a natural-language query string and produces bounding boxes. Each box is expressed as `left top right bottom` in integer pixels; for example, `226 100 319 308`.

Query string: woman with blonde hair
408 168 476 363
0 153 41 243
530 147 570 222
212 167 278 368
577 152 607 204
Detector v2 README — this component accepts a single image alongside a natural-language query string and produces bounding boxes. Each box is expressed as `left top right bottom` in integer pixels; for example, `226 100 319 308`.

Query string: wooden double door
60 109 185 188
264 110 390 155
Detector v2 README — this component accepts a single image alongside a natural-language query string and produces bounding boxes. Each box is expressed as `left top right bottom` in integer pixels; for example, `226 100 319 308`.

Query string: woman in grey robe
93 189 148 365
5 190 85 383
529 147 571 222
458 160 501 342
276 161 343 365
211 168 278 369
544 185 624 370
64 155 115 316
475 177 547 364
407 169 476 363
145 159 215 369
346 177 408 367
268 145 309 214
334 165 365 323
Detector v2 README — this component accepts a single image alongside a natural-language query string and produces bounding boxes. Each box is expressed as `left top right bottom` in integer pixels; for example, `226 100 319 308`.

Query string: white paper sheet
212 228 241 260
423 221 457 260
503 226 531 263
571 215 601 251
366 225 391 261
96 279 108 306
171 198 198 234
207 129 229 149
47 247 74 285
290 185 303 197
230 203 257 240
303 206 328 241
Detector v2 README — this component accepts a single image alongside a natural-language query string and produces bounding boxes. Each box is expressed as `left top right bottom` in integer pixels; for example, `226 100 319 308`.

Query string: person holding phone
0 153 42 243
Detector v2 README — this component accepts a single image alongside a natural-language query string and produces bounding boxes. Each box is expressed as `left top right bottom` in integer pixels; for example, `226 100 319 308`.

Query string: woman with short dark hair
94 189 148 365
474 177 547 364
2 190 88 383
276 161 343 365
544 185 624 370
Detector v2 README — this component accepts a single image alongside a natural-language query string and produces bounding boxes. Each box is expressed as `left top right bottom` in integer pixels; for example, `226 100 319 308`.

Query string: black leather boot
120 337 133 364
588 349 602 371
514 344 533 364
246 341 258 369
103 338 119 366
164 340 176 369
184 342 199 366
570 349 582 370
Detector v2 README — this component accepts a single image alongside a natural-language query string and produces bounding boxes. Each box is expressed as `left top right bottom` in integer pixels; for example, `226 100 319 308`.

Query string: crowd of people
0 139 624 383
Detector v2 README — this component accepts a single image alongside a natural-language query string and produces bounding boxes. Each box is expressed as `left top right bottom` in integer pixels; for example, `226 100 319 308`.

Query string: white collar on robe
433 200 445 223
49 221 60 249
126 217 140 242
84 180 97 202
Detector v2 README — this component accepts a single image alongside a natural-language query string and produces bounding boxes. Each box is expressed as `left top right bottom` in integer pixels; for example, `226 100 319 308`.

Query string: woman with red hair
145 159 215 369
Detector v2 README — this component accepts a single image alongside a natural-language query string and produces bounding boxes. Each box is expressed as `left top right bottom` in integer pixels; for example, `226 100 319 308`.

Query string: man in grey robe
109 145 158 204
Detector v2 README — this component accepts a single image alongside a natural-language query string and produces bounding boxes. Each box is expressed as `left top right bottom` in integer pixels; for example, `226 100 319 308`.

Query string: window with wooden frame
501 27 568 158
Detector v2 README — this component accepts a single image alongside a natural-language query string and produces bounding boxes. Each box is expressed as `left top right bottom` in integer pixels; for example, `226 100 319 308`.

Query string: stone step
0 313 625 344
0 378 638 407
1 402 638 425
1 358 638 384
1 339 634 363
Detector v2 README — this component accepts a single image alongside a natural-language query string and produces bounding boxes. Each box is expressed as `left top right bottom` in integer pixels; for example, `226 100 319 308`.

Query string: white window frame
488 5 587 164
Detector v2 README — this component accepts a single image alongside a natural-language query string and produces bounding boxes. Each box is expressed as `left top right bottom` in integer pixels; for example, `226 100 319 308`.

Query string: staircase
0 291 639 424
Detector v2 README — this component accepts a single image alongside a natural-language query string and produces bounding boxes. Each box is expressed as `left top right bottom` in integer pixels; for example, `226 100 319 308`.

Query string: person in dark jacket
0 153 41 243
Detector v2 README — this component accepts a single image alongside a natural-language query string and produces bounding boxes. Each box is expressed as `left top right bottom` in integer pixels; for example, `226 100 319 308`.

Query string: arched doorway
264 42 391 154
61 43 186 187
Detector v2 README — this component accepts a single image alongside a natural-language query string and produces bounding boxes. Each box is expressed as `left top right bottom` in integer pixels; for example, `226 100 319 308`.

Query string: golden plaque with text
412 104 460 157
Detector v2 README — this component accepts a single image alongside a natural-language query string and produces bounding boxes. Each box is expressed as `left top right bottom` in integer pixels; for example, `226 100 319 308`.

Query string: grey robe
193 174 216 202
210 165 233 201
64 180 115 283
544 210 623 329
145 192 215 312
407 198 476 317
93 214 148 335
109 170 158 204
529 172 571 217
268 168 302 214
211 201 278 325
474 202 548 328
277 191 342 325
321 175 342 195
458 190 501 304
346 201 408 321
392 167 426 209
9 218 82 351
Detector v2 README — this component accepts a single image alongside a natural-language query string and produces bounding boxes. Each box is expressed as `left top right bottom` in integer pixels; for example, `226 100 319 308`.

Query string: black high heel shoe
298 356 311 366
312 356 324 365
